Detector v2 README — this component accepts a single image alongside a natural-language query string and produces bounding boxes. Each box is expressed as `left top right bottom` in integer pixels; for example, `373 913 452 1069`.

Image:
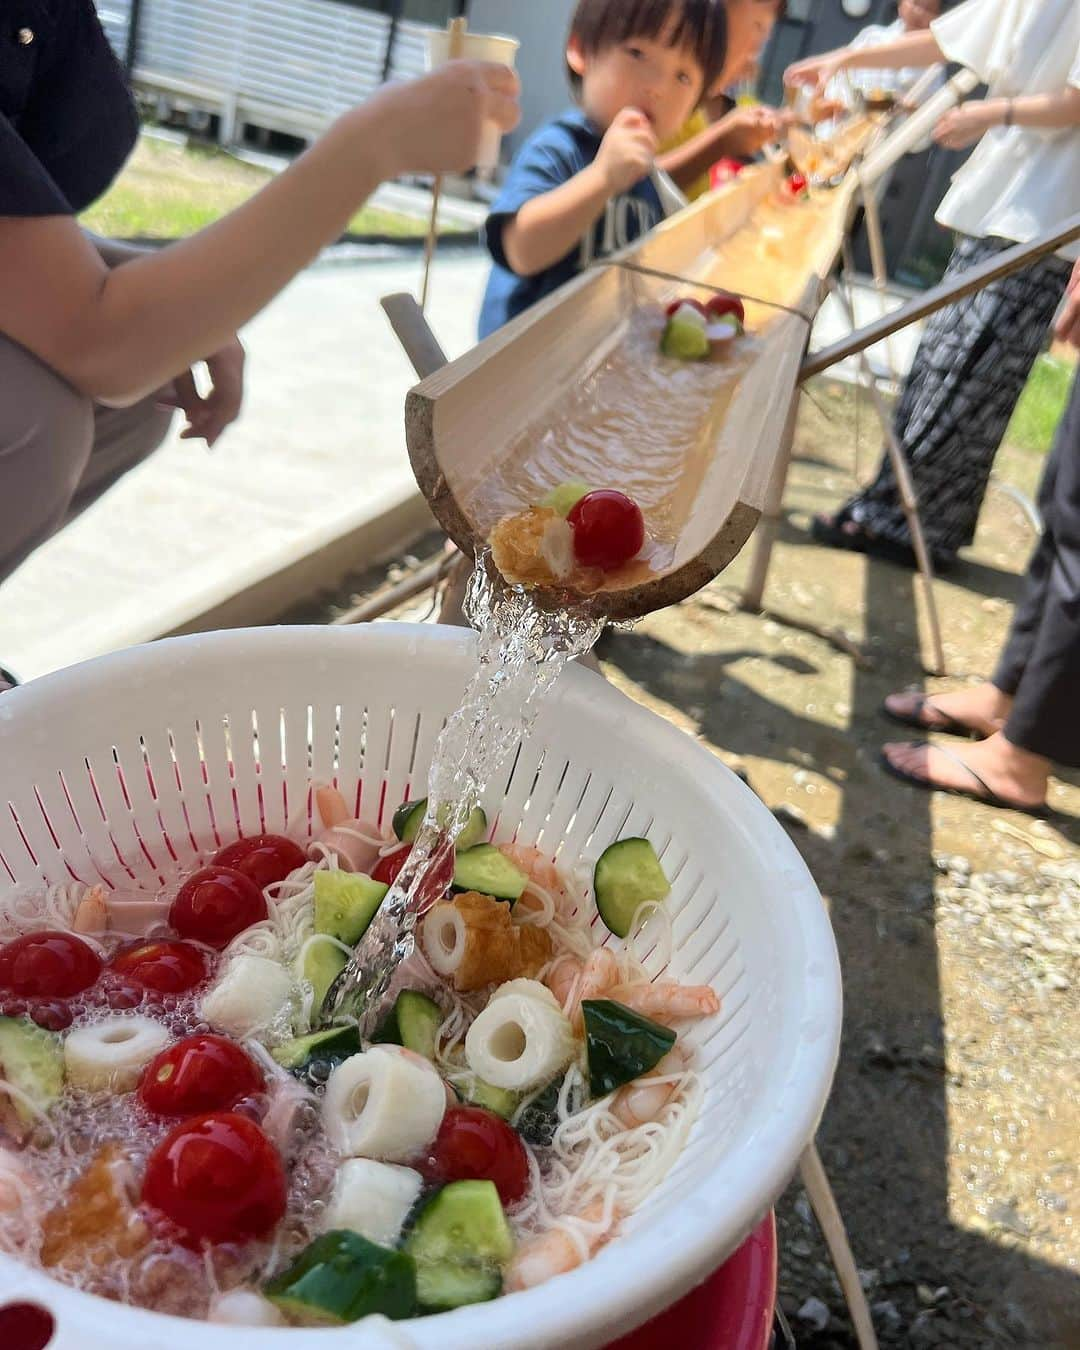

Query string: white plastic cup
426 30 520 175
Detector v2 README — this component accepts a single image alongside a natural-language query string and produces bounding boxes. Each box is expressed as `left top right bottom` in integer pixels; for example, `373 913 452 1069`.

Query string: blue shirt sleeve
485 121 589 272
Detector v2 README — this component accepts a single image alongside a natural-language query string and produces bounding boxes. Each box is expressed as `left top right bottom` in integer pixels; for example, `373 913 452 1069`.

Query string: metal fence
95 0 435 145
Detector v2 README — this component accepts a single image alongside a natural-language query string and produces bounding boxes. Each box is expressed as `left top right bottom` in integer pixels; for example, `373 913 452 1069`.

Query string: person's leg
827 237 1071 564
998 372 1080 768
67 397 175 520
881 373 1080 806
0 335 95 586
881 421 1063 736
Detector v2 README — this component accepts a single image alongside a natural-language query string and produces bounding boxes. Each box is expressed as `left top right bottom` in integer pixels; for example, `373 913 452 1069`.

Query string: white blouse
931 0 1080 259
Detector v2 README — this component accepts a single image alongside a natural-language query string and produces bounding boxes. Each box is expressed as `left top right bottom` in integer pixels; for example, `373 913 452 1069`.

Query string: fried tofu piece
40 1144 148 1269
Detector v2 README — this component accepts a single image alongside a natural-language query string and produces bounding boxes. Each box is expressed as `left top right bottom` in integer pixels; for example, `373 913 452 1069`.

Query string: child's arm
657 107 791 191
502 109 657 277
0 63 519 405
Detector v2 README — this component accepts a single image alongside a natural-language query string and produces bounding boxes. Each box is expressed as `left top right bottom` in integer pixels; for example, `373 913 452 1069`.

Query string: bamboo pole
803 213 1080 379
420 16 467 311
833 244 946 675
741 386 801 611
800 1144 880 1350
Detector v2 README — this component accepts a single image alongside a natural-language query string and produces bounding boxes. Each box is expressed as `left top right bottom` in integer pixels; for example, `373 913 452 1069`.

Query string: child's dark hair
567 0 728 96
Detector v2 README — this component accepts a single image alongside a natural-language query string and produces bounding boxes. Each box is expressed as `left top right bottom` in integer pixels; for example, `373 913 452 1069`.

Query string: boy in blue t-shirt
479 0 728 339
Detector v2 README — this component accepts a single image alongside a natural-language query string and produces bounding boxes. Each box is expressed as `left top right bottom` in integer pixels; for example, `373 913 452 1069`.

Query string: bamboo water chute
405 160 858 622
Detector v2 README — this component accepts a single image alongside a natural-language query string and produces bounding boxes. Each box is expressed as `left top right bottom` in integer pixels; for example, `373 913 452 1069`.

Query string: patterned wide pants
839 234 1072 563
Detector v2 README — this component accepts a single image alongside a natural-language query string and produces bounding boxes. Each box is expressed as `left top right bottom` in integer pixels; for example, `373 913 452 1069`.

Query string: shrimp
315 785 351 830
498 844 569 906
544 947 619 1028
311 786 384 873
608 980 720 1025
505 1199 614 1292
611 1044 690 1129
72 884 109 934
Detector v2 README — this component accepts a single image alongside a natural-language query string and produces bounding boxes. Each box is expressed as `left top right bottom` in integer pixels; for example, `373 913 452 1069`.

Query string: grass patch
81 134 431 240
1004 354 1074 457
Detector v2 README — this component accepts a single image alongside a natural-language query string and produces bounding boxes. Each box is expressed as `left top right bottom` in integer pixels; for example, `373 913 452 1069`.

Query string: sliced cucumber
414 1261 500 1310
404 1180 513 1311
393 799 488 852
297 937 347 1013
0 1016 64 1123
581 999 676 1097
452 845 527 905
271 1024 361 1071
264 1230 416 1325
593 838 670 938
371 990 442 1061
463 1079 519 1121
540 481 593 517
313 870 388 946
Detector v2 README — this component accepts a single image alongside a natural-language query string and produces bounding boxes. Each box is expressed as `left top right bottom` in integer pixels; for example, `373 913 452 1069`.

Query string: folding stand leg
799 1143 880 1350
834 244 946 675
741 385 801 611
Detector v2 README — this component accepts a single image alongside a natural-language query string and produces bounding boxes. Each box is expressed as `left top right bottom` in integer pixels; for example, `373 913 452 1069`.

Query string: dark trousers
993 372 1080 768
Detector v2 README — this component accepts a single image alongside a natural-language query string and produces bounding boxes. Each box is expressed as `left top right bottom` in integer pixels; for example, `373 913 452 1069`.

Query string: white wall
467 0 578 157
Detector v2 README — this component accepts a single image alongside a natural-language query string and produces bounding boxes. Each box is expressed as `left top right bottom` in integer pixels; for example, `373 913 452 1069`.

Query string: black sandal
881 693 982 740
879 743 1052 819
811 515 952 574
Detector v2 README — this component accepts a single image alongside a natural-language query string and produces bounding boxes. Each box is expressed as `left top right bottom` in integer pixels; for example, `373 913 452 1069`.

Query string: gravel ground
285 379 1079 1348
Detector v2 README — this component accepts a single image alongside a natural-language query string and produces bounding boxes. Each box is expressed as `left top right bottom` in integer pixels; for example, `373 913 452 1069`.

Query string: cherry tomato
372 845 454 906
109 940 209 996
169 867 267 950
663 297 707 320
141 1111 286 1246
0 931 103 999
430 1106 529 1207
567 491 646 571
138 1034 264 1117
710 157 744 189
705 292 745 326
786 172 808 197
211 834 307 891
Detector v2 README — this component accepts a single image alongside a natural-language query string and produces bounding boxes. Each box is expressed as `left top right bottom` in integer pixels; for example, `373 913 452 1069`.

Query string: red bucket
606 1213 777 1350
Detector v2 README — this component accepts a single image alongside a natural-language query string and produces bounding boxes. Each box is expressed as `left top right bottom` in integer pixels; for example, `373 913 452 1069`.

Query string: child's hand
373 62 521 177
719 107 791 158
596 109 659 194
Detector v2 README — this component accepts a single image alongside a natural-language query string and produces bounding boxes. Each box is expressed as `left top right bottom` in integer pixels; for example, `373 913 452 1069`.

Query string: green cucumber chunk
404 1180 513 1311
297 937 347 1013
313 870 388 945
452 845 527 904
371 990 441 1061
0 1016 64 1123
540 481 593 517
593 838 670 938
392 799 488 851
581 999 676 1097
271 1024 361 1071
464 1079 519 1120
264 1230 416 1325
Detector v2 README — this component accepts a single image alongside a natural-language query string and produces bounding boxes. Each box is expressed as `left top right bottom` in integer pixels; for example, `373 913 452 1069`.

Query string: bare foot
884 683 1012 737
882 733 1049 811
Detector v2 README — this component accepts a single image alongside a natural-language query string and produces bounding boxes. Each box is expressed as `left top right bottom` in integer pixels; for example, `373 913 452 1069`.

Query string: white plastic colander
0 624 841 1350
